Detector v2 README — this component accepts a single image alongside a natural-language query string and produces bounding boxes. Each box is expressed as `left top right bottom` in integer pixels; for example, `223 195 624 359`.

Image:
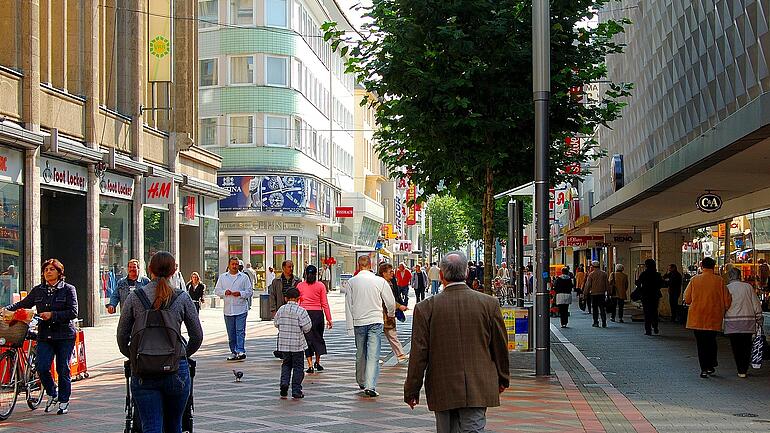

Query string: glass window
294 118 301 149
265 56 288 87
230 56 254 84
265 0 287 27
273 236 286 272
265 115 289 147
228 236 244 260
230 0 254 25
229 115 254 145
199 0 219 29
249 236 266 289
291 236 299 270
202 218 219 289
99 199 133 316
144 208 168 266
199 59 217 86
0 183 22 307
200 118 217 146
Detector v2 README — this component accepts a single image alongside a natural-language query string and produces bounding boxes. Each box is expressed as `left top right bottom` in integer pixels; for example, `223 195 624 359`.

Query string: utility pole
533 0 551 376
514 200 525 308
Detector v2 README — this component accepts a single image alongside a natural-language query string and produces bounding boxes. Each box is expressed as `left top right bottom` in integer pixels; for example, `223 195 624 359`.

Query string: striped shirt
273 301 312 352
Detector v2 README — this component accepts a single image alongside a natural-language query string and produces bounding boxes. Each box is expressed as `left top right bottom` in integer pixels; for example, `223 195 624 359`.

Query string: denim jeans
354 323 383 390
431 280 440 295
36 339 75 403
280 351 305 395
131 358 190 433
398 286 410 305
224 312 247 354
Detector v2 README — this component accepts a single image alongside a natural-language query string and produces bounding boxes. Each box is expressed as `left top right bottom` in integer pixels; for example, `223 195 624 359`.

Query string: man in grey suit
404 251 510 433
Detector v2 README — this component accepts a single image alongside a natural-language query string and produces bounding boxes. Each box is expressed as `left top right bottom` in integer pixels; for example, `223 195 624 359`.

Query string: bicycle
0 316 44 421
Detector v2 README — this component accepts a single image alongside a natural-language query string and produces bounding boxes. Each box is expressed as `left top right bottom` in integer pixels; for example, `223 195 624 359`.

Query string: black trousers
728 333 753 374
642 300 659 333
585 293 593 312
590 295 606 325
415 288 426 303
694 330 719 372
611 299 625 320
558 304 569 326
669 289 681 321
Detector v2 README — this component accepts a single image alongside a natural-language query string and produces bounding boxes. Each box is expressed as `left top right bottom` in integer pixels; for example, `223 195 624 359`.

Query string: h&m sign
145 176 174 205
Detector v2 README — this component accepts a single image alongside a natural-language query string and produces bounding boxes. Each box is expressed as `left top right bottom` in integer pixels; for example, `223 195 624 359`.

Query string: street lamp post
533 0 551 376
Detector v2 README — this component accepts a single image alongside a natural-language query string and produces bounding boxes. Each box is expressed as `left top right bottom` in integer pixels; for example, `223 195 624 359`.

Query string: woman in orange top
298 265 332 373
684 257 732 378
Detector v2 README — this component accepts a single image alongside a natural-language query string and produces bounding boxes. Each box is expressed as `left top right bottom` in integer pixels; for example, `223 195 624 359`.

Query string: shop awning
318 236 374 252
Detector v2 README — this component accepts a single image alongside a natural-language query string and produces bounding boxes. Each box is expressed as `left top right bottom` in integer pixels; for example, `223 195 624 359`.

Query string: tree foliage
426 195 468 257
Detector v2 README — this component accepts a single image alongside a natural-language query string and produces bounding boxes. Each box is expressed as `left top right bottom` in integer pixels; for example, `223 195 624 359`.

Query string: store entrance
41 189 87 321
179 225 200 284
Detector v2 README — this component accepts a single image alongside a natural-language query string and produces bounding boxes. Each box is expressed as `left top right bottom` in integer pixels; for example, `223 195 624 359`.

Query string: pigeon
233 370 244 383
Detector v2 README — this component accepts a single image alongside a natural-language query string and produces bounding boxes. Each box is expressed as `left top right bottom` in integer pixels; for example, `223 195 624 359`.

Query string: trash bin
259 293 271 321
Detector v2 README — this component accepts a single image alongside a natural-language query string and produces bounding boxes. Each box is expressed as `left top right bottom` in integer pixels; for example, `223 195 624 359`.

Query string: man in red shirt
395 263 412 306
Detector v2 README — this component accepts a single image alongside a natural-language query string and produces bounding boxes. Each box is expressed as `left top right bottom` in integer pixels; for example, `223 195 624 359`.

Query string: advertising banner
148 0 173 82
218 175 333 218
406 184 416 226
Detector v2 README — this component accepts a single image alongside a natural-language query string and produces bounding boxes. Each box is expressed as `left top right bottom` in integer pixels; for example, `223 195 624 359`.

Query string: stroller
124 358 196 433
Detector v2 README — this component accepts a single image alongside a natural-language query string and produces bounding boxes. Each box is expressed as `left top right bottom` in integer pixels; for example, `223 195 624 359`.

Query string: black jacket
7 280 78 341
635 270 663 303
186 282 206 302
554 275 574 294
663 271 682 294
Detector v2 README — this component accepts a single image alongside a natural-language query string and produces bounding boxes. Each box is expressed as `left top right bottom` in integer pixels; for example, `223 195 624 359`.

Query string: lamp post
533 0 551 376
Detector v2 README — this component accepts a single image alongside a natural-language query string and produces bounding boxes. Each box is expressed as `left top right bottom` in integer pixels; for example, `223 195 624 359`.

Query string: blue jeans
354 323 383 390
131 358 190 433
398 286 410 305
36 339 75 403
280 351 305 395
431 280 440 295
224 312 247 354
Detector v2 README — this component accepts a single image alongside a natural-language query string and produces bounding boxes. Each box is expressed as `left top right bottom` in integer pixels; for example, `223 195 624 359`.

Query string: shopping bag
578 296 586 311
752 326 764 369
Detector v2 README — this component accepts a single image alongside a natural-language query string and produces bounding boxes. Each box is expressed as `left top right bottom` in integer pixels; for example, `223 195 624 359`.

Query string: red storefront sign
335 207 354 218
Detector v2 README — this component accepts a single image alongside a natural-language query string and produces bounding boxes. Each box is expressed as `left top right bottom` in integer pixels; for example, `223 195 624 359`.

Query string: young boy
273 287 312 398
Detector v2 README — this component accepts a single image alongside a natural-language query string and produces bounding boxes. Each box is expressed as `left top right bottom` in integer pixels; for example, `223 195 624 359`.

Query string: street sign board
697 193 722 213
145 176 174 205
603 233 642 244
335 206 354 218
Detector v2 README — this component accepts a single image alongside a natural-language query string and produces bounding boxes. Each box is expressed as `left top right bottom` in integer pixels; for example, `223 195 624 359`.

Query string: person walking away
609 264 629 323
663 264 683 322
117 252 203 433
107 258 151 314
214 257 253 361
395 263 412 306
583 261 609 327
268 260 301 317
465 261 477 287
378 263 409 363
273 287 312 399
411 264 429 303
186 272 206 312
575 264 586 296
428 262 441 296
321 264 332 293
405 251 509 433
635 259 663 335
298 265 332 373
341 255 396 397
684 257 732 378
4 259 78 415
266 266 276 289
476 261 485 287
554 267 574 328
723 266 762 378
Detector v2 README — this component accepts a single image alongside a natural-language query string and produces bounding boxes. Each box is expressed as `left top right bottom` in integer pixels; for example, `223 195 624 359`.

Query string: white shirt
341 269 396 327
265 271 276 289
428 265 440 281
214 271 254 316
322 268 332 281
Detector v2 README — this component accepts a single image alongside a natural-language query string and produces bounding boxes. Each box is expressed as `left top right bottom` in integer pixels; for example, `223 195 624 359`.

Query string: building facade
0 1 227 326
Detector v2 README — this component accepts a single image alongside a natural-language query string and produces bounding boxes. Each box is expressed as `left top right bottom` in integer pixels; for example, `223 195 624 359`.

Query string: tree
325 0 632 289
426 195 468 258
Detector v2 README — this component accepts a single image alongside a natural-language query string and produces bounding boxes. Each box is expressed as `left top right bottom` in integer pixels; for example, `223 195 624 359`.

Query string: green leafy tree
461 197 532 244
325 0 631 288
427 195 468 258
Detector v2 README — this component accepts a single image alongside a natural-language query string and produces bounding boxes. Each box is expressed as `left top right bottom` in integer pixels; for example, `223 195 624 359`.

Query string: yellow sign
382 224 398 239
148 0 173 82
501 307 529 351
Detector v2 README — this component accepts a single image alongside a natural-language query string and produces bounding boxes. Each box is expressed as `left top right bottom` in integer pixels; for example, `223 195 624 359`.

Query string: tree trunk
481 166 495 295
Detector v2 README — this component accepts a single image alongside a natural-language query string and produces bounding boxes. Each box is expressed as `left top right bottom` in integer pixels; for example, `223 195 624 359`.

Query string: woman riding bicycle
5 258 77 415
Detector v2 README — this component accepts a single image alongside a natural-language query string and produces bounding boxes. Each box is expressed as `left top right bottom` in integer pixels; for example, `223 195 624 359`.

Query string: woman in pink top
298 265 333 373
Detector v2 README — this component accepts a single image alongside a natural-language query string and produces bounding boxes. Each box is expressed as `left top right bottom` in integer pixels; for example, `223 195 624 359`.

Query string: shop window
228 236 244 259
200 118 217 146
265 56 288 87
265 115 289 147
250 236 266 289
99 199 133 316
273 236 286 272
265 0 287 27
199 59 218 87
229 115 254 145
0 183 22 307
230 55 254 85
202 218 219 290
291 236 299 271
143 208 169 266
199 0 219 29
230 0 254 25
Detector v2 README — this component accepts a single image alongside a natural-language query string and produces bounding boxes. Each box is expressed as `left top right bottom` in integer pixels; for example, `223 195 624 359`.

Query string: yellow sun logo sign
149 36 171 58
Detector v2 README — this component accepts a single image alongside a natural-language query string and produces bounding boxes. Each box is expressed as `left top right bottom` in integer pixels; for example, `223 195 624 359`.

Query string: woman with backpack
117 252 203 433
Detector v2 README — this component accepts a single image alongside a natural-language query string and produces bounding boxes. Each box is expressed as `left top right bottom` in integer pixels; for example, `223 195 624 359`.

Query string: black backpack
130 288 185 378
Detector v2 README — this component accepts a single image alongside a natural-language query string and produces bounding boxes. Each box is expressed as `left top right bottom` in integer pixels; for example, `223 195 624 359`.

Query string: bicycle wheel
25 347 44 410
0 350 19 421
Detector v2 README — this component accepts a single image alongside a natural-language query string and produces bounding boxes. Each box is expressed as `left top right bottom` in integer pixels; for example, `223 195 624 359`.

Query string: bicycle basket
0 320 28 346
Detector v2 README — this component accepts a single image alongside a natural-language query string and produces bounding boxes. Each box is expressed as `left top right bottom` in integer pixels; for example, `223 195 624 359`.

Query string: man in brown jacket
404 251 509 433
584 260 610 327
684 257 731 378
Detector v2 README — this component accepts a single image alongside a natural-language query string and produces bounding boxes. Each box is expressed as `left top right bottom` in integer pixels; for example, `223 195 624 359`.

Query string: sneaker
738 373 748 378
592 323 599 328
561 325 567 328
706 368 716 376
280 385 289 398
700 372 709 378
364 389 380 398
358 384 365 390
602 323 607 328
226 354 239 362
237 353 247 361
57 402 69 415
645 331 652 336
45 395 58 413
306 367 314 374
313 362 324 372
292 392 305 399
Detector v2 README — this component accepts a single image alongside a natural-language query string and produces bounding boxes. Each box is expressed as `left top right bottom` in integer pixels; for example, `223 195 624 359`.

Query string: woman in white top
724 267 762 378
266 266 276 290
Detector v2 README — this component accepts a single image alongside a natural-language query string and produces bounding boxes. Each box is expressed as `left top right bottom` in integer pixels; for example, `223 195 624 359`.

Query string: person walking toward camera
117 252 203 433
663 264 683 322
405 251 509 433
186 272 205 312
215 257 253 361
554 267 574 328
274 287 312 399
685 257 731 378
107 259 150 314
411 264 429 303
583 261 609 327
723 266 761 378
5 259 78 415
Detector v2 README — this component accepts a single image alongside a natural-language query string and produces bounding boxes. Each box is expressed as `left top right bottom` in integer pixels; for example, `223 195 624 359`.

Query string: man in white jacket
342 255 396 397
215 256 254 361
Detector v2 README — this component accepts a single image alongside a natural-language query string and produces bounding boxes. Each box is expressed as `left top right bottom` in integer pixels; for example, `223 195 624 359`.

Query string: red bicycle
0 316 45 420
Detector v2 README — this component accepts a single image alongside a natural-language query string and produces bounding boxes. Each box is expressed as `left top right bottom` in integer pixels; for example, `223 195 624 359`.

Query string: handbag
578 296 586 311
555 293 572 305
630 287 642 302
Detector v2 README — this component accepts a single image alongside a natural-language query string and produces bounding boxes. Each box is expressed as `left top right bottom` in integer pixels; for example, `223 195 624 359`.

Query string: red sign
335 207 354 218
184 196 196 220
145 176 174 205
406 184 417 226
